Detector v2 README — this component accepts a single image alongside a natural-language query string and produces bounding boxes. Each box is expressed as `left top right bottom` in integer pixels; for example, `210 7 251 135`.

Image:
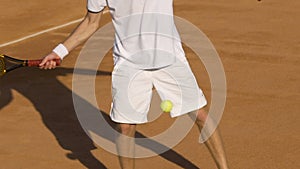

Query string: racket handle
27 59 61 67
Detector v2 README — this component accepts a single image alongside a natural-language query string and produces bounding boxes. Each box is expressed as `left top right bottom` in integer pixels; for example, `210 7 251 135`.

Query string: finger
44 61 51 70
52 60 57 69
39 64 45 69
39 57 49 67
48 61 53 69
49 60 55 69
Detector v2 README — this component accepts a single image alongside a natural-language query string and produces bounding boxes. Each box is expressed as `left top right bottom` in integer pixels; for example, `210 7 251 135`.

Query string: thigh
111 64 153 123
152 60 207 117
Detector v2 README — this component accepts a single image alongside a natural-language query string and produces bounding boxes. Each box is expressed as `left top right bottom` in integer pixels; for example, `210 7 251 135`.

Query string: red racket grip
27 59 61 67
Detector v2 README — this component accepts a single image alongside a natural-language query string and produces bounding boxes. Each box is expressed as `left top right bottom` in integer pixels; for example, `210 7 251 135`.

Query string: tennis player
40 0 229 168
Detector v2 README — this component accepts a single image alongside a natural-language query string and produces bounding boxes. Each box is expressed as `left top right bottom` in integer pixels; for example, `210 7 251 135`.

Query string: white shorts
110 58 207 124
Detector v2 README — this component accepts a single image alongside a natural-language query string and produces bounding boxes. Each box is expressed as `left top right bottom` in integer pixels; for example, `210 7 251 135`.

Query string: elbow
85 13 102 30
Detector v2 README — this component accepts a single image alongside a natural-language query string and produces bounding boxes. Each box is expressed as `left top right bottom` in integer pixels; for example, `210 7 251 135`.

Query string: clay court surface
0 0 299 168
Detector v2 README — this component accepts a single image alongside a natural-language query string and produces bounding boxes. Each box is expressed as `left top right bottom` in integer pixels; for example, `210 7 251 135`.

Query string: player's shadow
0 67 199 169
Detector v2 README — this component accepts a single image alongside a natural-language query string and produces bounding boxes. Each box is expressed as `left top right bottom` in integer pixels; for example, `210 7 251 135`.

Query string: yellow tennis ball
160 100 173 113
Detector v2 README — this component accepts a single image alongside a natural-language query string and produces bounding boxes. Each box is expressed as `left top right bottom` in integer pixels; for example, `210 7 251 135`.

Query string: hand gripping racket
0 54 61 77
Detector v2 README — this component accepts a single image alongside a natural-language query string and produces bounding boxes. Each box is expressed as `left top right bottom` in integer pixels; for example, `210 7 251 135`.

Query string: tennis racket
0 54 61 77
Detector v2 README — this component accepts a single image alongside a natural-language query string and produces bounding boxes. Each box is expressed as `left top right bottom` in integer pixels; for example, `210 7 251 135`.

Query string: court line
0 11 109 48
0 18 83 48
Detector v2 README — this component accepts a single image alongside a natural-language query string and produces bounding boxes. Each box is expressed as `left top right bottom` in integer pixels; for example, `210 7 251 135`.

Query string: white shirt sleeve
87 0 107 13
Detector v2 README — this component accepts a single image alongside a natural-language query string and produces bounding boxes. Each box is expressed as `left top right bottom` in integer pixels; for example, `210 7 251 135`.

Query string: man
40 0 229 169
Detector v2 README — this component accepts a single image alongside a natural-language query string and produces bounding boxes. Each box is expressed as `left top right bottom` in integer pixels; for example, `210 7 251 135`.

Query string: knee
196 108 208 124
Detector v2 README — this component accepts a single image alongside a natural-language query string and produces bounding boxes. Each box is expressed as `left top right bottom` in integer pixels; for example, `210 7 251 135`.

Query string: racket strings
0 57 5 76
0 55 25 75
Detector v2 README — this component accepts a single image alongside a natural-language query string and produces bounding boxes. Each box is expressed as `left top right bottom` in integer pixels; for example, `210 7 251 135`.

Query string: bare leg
196 108 229 169
115 123 136 169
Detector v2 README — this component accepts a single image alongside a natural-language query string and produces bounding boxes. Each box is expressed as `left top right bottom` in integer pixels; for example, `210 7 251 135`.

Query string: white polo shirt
87 0 186 69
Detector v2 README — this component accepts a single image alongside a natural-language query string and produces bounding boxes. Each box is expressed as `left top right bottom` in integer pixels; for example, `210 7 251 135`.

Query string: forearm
62 12 102 52
40 12 103 69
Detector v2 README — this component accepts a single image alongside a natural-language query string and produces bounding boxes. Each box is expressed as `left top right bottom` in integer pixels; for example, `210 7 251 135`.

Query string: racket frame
0 54 27 73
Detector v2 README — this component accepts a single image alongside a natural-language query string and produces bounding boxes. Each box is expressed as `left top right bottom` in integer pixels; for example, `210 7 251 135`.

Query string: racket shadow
0 67 109 169
0 67 199 169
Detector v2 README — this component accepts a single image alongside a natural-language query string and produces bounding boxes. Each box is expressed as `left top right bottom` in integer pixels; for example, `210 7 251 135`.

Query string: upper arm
85 0 107 25
87 0 107 13
86 10 103 25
